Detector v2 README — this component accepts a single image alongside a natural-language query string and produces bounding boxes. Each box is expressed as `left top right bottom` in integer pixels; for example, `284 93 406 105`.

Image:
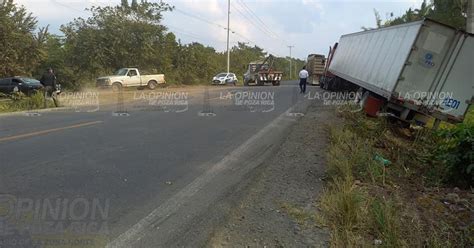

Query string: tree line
3 0 465 90
364 0 468 30
0 0 305 90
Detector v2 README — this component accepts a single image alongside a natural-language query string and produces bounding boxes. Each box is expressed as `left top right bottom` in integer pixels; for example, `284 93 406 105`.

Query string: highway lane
0 81 320 246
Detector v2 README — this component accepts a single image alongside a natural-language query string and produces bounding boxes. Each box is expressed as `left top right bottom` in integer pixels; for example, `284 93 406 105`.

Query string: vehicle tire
272 81 280 86
147 80 158 90
111 82 122 92
13 86 19 93
323 81 329 90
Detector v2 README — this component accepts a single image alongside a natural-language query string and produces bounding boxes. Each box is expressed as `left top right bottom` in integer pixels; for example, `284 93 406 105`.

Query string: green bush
0 91 56 113
433 123 474 188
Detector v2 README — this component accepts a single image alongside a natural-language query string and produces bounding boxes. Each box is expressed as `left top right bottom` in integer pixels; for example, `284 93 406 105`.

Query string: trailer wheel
322 80 329 90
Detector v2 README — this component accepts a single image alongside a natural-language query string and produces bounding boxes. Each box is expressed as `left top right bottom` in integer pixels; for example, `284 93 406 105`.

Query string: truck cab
117 68 141 86
243 55 283 86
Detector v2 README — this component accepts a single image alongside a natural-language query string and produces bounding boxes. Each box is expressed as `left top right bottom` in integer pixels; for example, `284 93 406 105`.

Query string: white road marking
106 107 296 248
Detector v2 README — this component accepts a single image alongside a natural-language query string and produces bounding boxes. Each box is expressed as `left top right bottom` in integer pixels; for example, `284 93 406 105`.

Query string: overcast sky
17 0 424 59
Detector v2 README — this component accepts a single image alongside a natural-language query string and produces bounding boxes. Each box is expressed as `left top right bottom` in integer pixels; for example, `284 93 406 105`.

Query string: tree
2 0 292 88
59 0 173 86
0 0 47 77
367 0 468 30
429 0 467 29
362 9 383 30
230 42 266 79
121 0 129 8
131 0 138 11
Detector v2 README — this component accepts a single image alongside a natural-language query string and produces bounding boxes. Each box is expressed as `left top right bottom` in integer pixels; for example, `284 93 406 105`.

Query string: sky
16 0 424 59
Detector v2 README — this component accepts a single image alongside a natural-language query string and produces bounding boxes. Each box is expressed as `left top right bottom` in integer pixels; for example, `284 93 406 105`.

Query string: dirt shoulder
208 102 337 247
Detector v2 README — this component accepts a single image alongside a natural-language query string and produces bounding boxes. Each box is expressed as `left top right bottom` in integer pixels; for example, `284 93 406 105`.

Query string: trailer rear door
431 34 474 121
394 21 457 102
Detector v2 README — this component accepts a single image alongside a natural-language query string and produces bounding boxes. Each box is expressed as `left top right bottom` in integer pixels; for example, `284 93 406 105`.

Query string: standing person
40 68 57 96
298 66 309 94
40 68 58 106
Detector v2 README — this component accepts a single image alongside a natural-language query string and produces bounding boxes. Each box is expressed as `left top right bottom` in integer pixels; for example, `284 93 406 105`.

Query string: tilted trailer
321 18 473 125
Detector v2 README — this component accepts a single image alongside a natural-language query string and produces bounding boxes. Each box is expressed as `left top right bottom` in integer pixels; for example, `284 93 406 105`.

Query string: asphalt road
0 81 322 247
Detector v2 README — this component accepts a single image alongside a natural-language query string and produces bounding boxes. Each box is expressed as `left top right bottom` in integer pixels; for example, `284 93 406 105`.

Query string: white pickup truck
96 68 166 90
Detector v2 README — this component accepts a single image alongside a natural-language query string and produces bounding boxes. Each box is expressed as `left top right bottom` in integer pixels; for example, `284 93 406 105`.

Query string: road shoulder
208 101 337 247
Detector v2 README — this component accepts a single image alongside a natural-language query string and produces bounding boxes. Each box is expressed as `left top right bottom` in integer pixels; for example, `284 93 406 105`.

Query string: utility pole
288 45 294 79
226 0 231 73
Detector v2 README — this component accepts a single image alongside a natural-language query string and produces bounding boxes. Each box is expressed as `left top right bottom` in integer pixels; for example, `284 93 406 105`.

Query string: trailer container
327 19 473 123
306 54 326 85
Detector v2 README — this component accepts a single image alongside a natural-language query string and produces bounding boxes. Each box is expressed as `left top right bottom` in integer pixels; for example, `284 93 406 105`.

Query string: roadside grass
464 105 474 124
320 107 473 247
0 85 209 112
0 92 56 113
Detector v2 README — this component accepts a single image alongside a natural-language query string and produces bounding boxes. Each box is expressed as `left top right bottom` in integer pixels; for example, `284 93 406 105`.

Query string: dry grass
0 92 55 113
320 109 473 247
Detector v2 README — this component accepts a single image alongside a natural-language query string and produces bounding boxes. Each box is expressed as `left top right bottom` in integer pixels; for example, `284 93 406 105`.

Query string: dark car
0 77 44 96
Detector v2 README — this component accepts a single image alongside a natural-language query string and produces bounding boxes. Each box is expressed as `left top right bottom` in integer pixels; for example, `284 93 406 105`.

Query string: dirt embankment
208 102 337 247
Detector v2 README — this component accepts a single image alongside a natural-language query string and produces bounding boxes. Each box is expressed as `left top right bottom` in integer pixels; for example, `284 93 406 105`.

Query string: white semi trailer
325 19 473 124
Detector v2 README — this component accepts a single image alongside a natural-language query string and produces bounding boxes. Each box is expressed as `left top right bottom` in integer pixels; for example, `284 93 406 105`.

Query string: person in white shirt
298 66 309 94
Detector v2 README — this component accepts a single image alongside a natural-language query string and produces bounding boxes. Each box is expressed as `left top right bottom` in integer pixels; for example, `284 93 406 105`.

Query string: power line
173 6 282 56
174 8 227 30
236 0 276 38
50 0 84 13
231 2 275 39
166 24 242 47
173 7 256 45
230 2 286 56
49 0 283 56
236 0 285 42
235 0 290 49
167 25 219 44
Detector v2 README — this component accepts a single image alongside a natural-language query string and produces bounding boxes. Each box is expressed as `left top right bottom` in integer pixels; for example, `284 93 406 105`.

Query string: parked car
0 77 44 96
212 72 238 85
96 68 166 91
